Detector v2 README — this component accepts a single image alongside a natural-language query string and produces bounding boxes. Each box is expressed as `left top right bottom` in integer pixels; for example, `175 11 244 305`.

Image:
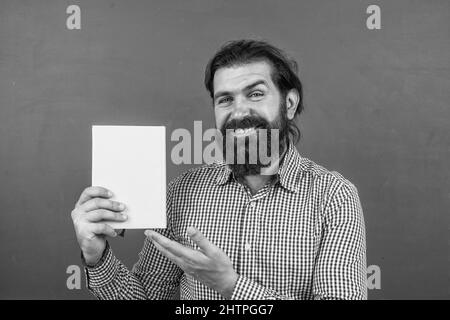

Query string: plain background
0 0 448 299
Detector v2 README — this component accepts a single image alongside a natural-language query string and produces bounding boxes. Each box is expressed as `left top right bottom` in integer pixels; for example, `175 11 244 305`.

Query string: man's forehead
213 61 274 92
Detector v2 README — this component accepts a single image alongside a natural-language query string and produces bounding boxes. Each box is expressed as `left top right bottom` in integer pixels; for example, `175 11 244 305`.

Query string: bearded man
71 39 367 300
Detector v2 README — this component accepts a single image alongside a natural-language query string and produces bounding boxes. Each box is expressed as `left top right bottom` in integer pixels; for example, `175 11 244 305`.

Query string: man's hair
204 39 304 144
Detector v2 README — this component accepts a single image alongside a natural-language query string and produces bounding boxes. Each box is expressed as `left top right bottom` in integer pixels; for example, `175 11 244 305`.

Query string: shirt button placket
242 200 256 276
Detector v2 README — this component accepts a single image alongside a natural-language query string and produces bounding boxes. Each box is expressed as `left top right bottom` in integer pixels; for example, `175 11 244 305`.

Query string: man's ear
285 89 300 120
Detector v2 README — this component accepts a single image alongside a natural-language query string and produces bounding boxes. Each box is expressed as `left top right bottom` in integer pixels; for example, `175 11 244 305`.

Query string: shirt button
249 202 256 208
244 242 251 251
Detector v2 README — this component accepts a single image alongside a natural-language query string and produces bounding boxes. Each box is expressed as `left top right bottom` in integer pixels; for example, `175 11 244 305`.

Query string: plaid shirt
84 142 367 300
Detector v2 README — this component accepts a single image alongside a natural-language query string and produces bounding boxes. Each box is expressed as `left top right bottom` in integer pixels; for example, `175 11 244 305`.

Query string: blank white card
92 125 166 229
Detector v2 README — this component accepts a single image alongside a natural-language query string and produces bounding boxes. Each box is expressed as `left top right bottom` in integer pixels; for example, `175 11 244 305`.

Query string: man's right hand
71 186 127 266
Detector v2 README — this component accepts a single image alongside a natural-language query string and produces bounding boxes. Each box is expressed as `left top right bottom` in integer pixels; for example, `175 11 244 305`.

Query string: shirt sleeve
83 180 184 300
83 230 183 300
312 181 367 300
230 275 296 300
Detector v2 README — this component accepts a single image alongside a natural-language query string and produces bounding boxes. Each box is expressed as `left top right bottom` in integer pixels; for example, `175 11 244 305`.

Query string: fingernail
108 191 113 197
121 214 127 220
119 203 125 210
187 227 195 236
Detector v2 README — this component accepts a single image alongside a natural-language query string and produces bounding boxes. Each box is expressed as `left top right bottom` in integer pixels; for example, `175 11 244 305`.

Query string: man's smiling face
212 60 289 176
213 60 282 135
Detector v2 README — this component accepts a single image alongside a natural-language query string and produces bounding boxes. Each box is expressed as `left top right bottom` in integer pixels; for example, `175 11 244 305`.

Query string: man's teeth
234 127 256 135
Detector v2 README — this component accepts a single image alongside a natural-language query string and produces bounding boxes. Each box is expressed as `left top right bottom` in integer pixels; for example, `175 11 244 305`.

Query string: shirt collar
214 140 303 193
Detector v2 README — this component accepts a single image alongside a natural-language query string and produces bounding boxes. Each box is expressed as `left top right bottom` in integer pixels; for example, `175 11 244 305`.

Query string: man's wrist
84 253 102 267
219 271 239 299
81 242 110 269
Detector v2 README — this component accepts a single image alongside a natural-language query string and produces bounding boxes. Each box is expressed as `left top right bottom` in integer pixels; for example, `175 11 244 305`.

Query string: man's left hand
145 227 238 299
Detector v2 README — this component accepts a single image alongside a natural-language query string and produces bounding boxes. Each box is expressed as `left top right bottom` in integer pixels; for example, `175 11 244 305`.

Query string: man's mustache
222 116 269 131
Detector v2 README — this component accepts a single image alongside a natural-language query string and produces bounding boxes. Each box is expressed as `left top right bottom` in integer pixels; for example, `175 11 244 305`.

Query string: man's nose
230 96 250 120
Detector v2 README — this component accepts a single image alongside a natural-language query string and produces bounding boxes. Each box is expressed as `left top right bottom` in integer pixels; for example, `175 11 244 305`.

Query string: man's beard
219 102 289 178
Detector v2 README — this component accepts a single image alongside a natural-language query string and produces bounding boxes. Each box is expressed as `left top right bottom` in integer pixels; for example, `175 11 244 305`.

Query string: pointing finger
151 239 184 268
186 227 215 255
147 230 201 260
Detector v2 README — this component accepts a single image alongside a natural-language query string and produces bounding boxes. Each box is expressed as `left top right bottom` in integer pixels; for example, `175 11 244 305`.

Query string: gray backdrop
0 0 448 299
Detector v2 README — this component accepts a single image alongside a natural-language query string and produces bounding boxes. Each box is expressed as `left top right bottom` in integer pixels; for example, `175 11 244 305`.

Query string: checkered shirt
83 142 367 300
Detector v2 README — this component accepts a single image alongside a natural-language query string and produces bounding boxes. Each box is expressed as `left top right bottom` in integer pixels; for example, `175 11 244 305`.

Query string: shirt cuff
82 242 119 289
230 275 267 300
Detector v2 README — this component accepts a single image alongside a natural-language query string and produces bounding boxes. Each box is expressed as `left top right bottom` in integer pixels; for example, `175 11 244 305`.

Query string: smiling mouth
229 127 258 137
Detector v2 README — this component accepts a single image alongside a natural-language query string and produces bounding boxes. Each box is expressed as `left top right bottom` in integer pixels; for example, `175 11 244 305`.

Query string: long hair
204 39 304 144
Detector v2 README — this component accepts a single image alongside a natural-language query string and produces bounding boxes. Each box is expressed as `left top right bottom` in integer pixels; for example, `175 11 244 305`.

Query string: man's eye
218 97 232 104
249 91 264 98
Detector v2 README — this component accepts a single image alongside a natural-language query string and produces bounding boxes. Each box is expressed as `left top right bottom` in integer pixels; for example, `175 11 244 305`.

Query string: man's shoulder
298 154 359 196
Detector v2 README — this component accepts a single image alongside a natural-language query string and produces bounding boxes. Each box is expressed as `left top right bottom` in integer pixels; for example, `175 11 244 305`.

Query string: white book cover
92 125 166 229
